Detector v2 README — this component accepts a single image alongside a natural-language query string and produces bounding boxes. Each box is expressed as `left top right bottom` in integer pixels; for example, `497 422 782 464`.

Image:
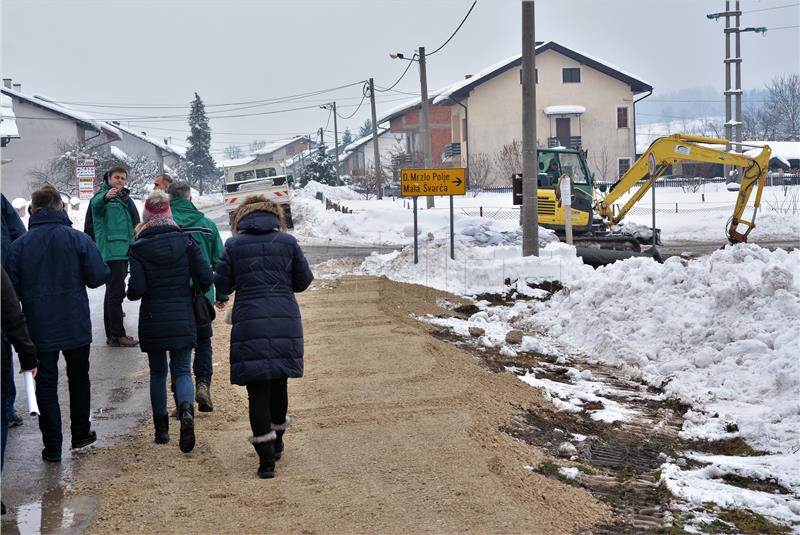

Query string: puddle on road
3 483 97 535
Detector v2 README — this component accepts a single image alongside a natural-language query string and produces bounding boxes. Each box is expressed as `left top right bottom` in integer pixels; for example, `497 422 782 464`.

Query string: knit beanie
143 189 172 223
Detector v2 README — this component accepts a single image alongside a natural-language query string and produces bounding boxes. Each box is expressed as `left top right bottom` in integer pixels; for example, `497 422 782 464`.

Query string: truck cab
222 160 293 227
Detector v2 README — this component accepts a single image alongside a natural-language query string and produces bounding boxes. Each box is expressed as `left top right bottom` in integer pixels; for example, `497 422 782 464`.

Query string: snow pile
357 240 591 296
529 244 800 453
297 180 364 202
661 453 800 525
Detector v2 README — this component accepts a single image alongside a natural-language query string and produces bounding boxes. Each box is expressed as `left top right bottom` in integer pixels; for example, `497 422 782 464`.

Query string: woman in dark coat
127 190 212 453
214 195 313 479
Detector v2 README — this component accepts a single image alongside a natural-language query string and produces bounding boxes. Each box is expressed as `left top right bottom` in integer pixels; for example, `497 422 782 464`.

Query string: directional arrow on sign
453 176 462 187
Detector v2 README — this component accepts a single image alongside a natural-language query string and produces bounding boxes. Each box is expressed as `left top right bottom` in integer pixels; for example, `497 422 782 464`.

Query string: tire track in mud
428 288 793 534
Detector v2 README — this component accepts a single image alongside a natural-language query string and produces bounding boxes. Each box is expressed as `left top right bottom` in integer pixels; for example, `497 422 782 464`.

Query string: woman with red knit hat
127 190 212 453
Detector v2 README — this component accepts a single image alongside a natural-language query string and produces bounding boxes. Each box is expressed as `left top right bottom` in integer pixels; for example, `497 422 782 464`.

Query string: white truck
222 160 293 228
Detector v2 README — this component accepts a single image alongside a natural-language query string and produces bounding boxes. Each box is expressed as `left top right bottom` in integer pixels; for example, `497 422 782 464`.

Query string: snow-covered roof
344 126 390 152
219 156 257 168
1 88 122 141
434 41 652 105
377 86 452 124
109 122 186 158
543 105 586 116
110 145 129 160
743 141 800 162
251 136 307 156
0 94 19 139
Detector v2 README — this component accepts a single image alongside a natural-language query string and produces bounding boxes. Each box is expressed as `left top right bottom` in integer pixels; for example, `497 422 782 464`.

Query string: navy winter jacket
127 225 213 353
214 210 313 385
7 210 110 352
1 194 27 269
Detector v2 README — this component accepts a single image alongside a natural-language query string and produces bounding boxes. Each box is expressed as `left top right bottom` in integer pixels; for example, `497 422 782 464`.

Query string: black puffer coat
127 225 212 352
214 205 313 385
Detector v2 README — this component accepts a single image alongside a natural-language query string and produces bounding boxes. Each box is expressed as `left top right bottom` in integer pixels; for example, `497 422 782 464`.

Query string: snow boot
178 403 195 453
250 432 276 479
195 382 213 412
153 414 169 444
272 416 291 461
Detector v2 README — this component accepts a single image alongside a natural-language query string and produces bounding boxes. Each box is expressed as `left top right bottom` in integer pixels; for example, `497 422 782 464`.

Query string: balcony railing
442 142 461 161
547 136 582 149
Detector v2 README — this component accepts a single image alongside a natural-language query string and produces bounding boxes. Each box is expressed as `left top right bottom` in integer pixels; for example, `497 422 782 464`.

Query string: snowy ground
296 182 800 530
293 181 800 246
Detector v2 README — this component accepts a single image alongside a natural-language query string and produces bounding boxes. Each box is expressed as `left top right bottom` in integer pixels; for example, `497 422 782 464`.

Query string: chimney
12 83 21 92
464 74 473 80
2 78 11 89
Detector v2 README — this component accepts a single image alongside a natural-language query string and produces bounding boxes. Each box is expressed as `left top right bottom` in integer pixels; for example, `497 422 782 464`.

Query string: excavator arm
595 134 771 244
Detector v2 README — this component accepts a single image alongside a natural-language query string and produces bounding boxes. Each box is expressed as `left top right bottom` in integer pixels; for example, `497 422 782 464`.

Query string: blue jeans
148 348 193 417
193 332 213 385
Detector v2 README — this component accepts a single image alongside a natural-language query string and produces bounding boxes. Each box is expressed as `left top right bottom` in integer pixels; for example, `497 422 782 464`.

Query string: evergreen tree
358 119 373 139
341 128 353 147
300 145 337 187
185 93 217 195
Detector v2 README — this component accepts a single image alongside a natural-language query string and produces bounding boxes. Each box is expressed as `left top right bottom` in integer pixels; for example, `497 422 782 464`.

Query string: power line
742 2 799 13
336 83 370 119
57 81 367 109
766 24 800 30
375 54 417 93
427 0 477 56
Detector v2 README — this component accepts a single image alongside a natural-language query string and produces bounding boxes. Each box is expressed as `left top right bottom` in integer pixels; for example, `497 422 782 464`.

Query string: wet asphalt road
0 202 398 534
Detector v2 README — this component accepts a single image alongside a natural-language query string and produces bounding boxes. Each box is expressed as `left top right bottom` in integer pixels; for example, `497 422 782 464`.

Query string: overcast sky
2 0 798 158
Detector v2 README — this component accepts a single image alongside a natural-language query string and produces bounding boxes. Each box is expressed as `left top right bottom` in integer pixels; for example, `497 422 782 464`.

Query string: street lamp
390 47 434 208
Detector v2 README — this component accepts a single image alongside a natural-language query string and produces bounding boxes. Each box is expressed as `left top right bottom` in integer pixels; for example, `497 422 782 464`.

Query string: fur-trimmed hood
231 201 285 235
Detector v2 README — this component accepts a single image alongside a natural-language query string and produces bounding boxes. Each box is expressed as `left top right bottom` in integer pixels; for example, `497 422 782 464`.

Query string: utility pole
418 46 434 208
708 2 766 181
521 1 539 256
369 78 383 199
322 102 342 186
332 101 341 186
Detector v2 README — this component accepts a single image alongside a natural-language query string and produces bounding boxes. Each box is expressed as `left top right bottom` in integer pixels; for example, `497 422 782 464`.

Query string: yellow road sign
400 168 466 197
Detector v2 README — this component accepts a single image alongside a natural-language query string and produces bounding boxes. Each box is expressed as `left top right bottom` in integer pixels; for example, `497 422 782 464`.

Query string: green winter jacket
90 183 135 261
170 197 228 303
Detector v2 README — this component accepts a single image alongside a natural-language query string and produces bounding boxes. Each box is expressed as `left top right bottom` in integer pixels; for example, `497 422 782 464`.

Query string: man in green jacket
90 166 139 347
168 181 228 411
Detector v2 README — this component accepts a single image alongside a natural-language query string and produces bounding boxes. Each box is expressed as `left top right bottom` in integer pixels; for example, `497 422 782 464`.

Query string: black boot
153 414 169 444
272 416 291 461
251 432 276 479
274 430 285 461
178 403 195 453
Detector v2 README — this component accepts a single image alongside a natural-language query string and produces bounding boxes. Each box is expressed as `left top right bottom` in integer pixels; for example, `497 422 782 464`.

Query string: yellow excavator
534 134 771 262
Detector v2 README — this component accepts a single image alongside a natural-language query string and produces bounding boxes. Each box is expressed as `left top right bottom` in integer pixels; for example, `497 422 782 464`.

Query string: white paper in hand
23 370 39 416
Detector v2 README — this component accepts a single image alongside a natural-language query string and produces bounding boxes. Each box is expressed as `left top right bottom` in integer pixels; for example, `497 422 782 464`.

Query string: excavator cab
534 148 595 234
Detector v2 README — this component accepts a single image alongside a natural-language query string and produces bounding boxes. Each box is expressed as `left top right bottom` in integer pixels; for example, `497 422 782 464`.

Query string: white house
340 126 405 179
433 41 653 185
1 80 122 199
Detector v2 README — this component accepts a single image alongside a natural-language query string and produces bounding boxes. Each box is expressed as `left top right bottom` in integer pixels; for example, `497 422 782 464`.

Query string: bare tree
28 139 164 197
351 163 379 200
467 152 492 196
493 139 522 185
764 74 800 141
249 139 267 153
589 143 612 183
223 144 242 160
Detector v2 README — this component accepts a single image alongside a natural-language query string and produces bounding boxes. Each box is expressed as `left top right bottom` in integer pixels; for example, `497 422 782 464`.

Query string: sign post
558 175 574 245
75 157 97 201
400 168 466 263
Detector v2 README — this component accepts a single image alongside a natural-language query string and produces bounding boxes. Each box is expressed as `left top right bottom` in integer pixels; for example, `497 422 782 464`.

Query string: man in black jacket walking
7 186 110 462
